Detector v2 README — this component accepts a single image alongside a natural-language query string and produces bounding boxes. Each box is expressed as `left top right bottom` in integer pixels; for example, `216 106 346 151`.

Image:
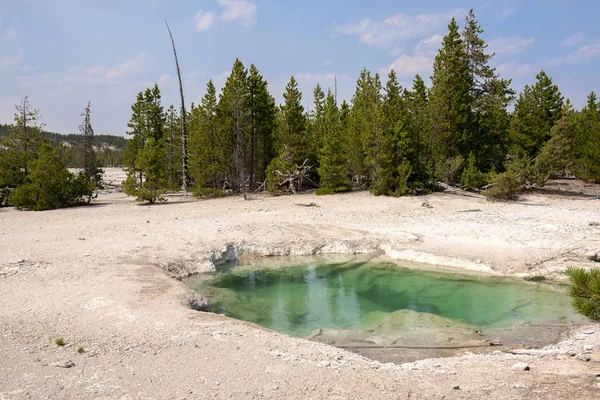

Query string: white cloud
296 73 338 83
547 43 600 66
414 34 443 56
194 10 216 32
561 32 585 47
488 36 534 56
385 55 432 77
334 9 463 48
496 61 532 76
106 52 155 82
496 0 521 18
388 47 404 57
218 0 257 28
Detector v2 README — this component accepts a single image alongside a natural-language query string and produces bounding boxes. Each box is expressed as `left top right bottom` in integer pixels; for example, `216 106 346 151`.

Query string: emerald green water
187 260 581 338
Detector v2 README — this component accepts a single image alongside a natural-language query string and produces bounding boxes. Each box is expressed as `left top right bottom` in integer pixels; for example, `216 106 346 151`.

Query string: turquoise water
187 260 581 338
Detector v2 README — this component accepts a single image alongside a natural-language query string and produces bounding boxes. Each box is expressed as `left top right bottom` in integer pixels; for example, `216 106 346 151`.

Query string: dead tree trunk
165 19 190 192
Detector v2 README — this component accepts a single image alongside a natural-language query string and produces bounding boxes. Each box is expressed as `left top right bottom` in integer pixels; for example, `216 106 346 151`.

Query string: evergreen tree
122 84 168 203
374 69 410 196
429 17 472 181
247 64 277 187
217 59 249 195
405 75 433 187
308 83 326 175
189 80 229 194
0 97 45 205
9 142 94 211
349 69 382 186
532 102 576 185
316 89 349 194
462 9 515 172
572 92 600 181
78 101 103 187
275 76 307 164
510 70 564 158
164 104 182 189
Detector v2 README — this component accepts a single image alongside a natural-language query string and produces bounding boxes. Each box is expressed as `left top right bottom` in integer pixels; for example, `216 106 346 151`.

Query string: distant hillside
0 124 127 167
0 124 127 149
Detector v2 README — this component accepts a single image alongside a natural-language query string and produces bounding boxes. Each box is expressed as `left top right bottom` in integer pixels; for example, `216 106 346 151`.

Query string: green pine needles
566 267 600 322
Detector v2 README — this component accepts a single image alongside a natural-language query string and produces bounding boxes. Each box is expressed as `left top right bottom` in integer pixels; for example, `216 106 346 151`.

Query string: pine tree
316 89 349 194
308 83 326 175
9 142 94 211
405 75 432 187
462 10 514 172
277 76 307 164
373 69 409 196
122 84 168 203
0 97 45 205
164 104 182 189
429 17 473 181
79 101 103 187
189 80 229 194
218 59 249 195
510 70 564 158
247 65 277 188
350 69 382 186
572 92 600 181
532 102 576 185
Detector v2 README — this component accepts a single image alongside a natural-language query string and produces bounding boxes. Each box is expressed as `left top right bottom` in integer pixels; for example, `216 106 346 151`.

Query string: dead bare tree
165 19 190 192
274 159 318 193
79 101 102 186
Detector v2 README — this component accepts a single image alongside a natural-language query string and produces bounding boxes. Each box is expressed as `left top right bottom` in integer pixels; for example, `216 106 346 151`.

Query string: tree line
123 10 599 202
0 124 127 168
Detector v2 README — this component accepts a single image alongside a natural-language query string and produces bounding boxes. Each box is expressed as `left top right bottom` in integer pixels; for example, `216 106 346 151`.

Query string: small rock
53 360 75 368
511 362 530 372
452 386 460 390
188 295 212 312
585 252 599 262
576 354 591 362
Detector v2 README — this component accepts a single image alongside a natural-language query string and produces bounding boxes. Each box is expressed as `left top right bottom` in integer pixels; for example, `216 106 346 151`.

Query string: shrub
460 153 487 190
56 338 65 346
9 143 95 211
77 346 85 353
566 267 600 321
435 155 464 184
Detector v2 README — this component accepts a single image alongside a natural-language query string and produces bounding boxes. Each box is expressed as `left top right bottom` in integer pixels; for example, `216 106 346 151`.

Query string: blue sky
1 0 599 135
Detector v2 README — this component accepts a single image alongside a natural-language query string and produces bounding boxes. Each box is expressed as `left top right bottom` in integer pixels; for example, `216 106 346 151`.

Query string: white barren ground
1 168 599 399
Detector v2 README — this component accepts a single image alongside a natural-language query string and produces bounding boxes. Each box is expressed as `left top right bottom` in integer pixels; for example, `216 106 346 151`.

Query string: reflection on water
186 260 583 338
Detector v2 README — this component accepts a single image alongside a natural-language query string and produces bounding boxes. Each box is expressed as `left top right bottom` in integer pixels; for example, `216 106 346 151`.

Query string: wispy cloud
333 9 463 48
18 53 156 86
496 0 521 18
414 34 443 56
547 43 600 66
496 61 532 76
488 36 534 56
561 32 585 47
194 10 216 32
384 54 432 77
106 53 156 82
218 0 257 28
